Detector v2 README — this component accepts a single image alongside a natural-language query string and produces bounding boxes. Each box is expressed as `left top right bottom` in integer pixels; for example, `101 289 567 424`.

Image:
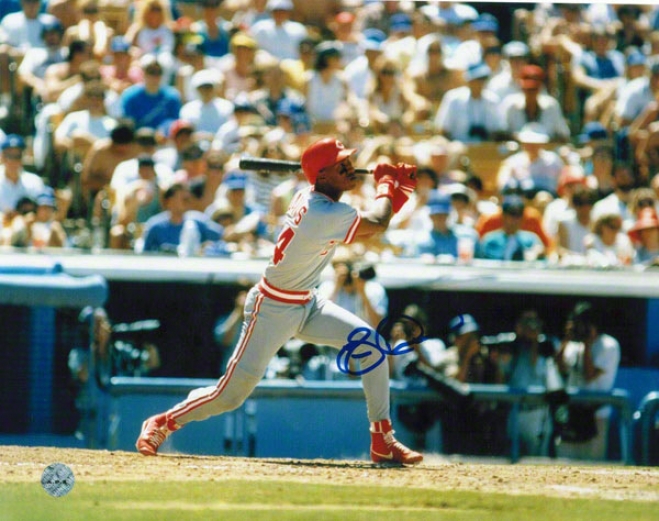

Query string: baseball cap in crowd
36 187 56 208
1 134 26 151
266 0 293 11
137 154 156 167
222 170 248 191
41 18 64 35
502 177 538 199
557 166 586 197
628 207 659 242
140 54 163 72
276 97 304 118
315 40 342 60
577 121 608 145
191 69 222 90
183 39 205 57
446 182 475 203
300 138 356 184
516 122 550 144
502 41 530 59
390 13 412 33
169 120 194 140
110 36 131 53
427 194 452 215
231 32 257 49
233 93 256 113
465 61 491 82
520 65 544 90
472 13 499 33
135 127 158 146
362 28 387 52
502 195 526 216
448 314 480 340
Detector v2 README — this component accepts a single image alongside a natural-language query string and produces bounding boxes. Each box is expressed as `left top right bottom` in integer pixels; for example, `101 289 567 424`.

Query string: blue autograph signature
336 315 426 376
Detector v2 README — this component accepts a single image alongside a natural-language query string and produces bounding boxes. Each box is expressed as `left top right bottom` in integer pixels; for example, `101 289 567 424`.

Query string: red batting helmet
300 138 356 184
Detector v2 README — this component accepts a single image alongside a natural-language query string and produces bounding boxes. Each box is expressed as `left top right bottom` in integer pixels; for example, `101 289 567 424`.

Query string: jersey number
273 226 295 265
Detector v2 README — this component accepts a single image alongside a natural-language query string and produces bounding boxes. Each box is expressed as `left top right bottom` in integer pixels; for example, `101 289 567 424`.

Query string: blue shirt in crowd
120 85 182 135
142 210 223 253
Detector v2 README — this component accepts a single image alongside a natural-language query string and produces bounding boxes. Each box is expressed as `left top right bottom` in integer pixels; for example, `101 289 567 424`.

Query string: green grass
1 480 656 521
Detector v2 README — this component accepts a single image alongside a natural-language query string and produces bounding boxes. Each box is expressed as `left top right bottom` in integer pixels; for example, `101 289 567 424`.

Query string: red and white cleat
135 414 180 456
370 419 423 465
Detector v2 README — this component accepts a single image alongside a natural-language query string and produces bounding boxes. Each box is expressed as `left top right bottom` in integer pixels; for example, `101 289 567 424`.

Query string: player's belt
258 278 313 305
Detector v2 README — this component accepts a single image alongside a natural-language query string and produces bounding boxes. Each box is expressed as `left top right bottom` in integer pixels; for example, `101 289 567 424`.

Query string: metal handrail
636 391 659 466
109 377 633 464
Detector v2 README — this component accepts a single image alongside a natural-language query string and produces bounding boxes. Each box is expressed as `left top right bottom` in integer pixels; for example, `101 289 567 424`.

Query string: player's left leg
297 298 423 465
136 289 304 456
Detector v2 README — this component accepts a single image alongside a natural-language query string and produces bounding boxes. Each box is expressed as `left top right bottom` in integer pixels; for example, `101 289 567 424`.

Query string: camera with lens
112 340 152 376
468 125 488 140
480 331 555 358
344 262 377 285
110 319 160 377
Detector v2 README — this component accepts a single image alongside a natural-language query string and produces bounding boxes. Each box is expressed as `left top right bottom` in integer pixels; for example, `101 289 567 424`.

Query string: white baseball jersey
264 187 361 292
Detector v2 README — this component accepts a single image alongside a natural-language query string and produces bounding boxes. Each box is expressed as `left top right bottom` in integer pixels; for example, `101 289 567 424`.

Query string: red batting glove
391 163 417 213
374 163 399 202
373 163 399 184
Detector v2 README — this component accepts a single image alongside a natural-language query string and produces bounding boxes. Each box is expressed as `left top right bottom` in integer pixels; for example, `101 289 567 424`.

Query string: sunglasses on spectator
380 69 397 76
3 151 23 160
573 200 593 207
145 68 163 76
83 7 99 14
207 163 224 169
638 199 655 208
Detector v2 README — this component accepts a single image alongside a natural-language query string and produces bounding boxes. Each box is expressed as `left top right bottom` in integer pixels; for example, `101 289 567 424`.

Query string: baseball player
136 137 422 464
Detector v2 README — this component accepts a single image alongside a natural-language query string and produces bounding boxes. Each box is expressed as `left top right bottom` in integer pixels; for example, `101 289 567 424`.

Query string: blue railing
635 391 659 466
108 377 634 464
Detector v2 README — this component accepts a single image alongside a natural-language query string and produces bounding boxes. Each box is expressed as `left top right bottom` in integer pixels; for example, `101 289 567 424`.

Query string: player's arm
355 196 393 236
355 163 417 237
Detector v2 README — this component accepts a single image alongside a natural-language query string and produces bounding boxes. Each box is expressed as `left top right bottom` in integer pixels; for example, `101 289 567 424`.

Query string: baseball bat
238 157 372 174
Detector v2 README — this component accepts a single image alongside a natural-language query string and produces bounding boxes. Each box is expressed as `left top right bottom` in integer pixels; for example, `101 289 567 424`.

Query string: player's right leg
136 288 303 456
297 297 423 465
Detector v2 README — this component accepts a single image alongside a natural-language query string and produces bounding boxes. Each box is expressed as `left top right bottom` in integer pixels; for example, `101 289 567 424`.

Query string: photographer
317 248 387 379
318 247 388 329
488 309 557 457
427 314 507 456
554 302 621 461
389 304 446 382
68 307 161 440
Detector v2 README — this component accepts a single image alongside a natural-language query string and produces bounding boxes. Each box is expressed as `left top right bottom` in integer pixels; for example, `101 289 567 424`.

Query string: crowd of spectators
1 1 659 268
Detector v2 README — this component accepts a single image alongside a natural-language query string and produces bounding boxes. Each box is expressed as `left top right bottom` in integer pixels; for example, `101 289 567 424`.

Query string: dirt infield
2 446 659 502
